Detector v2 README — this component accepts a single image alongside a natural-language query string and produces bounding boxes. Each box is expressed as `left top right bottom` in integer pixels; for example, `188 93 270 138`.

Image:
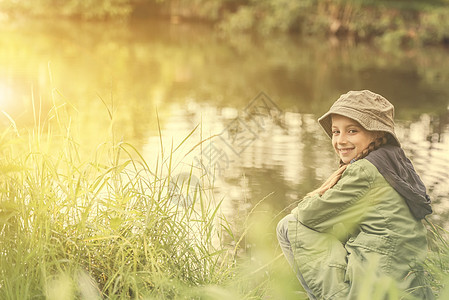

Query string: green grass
0 100 243 299
424 220 449 299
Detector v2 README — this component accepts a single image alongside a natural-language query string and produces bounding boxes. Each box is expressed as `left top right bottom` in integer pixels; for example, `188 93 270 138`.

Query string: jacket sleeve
294 161 375 234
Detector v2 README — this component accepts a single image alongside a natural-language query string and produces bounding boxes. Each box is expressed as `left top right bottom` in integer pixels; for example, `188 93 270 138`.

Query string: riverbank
1 0 449 46
0 105 238 298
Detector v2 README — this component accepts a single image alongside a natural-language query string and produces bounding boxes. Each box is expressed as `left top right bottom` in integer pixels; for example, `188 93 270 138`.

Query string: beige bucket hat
318 90 401 147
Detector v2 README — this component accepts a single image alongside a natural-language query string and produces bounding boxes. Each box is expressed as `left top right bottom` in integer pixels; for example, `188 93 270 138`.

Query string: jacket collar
364 145 432 219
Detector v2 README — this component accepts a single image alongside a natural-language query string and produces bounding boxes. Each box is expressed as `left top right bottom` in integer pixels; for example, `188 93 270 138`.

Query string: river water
1 19 448 231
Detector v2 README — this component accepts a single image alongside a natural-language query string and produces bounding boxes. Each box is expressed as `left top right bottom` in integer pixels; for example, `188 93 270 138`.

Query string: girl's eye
332 130 340 135
348 129 358 134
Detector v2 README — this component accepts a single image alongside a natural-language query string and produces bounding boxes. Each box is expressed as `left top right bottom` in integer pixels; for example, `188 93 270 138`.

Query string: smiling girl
277 90 433 299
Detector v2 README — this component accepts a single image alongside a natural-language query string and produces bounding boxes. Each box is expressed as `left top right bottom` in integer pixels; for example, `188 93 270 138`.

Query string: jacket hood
365 144 432 219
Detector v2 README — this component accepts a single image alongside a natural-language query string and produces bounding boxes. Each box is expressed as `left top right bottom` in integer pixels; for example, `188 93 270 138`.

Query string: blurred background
1 1 449 295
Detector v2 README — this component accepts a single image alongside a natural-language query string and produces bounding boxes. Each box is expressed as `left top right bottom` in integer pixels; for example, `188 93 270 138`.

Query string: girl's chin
340 156 355 164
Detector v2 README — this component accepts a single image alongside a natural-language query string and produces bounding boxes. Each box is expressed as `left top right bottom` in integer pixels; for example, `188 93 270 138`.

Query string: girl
277 90 433 299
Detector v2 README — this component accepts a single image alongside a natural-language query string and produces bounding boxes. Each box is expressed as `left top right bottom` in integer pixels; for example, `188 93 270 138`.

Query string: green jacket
288 158 432 299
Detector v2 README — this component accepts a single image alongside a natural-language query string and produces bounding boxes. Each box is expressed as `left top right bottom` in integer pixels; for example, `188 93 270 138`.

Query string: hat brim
318 109 401 147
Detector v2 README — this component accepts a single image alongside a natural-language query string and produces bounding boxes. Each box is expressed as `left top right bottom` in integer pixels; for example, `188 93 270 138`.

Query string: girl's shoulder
344 159 380 181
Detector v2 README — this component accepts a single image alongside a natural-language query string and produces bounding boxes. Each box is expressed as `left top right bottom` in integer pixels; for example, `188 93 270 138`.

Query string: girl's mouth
338 148 354 154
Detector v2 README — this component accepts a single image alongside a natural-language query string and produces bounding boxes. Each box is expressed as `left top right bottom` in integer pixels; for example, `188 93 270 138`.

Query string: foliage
418 7 449 45
2 0 449 45
220 0 312 34
0 101 239 298
0 0 132 19
425 220 449 298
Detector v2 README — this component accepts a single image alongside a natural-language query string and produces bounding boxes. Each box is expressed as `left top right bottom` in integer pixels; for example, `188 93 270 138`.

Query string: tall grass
0 100 241 299
424 220 449 299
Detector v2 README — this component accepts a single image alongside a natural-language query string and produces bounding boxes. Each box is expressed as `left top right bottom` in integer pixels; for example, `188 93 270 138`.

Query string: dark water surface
1 19 448 229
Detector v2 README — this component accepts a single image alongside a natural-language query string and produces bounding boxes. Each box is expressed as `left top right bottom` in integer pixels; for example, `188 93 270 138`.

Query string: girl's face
331 114 377 164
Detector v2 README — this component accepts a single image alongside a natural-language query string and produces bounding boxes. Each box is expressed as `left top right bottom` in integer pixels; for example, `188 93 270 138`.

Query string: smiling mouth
338 148 354 154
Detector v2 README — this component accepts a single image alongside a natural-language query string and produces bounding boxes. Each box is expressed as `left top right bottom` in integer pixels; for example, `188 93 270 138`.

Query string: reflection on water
398 114 449 226
1 19 449 229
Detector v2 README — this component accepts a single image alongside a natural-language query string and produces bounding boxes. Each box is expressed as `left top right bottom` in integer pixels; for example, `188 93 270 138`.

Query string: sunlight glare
0 82 14 110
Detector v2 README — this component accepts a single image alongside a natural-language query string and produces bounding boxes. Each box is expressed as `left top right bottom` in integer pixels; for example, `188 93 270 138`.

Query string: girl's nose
337 133 347 144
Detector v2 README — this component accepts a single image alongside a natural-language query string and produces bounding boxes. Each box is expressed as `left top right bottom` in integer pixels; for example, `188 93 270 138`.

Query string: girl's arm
293 160 375 235
307 164 347 197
